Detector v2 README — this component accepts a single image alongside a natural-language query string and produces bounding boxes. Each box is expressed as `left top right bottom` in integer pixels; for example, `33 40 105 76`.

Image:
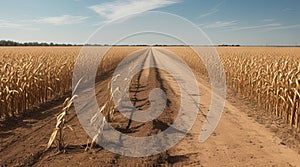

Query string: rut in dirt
105 48 183 164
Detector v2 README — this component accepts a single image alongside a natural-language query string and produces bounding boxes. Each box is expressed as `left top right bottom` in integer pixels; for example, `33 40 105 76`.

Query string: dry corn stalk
85 104 107 151
46 95 77 151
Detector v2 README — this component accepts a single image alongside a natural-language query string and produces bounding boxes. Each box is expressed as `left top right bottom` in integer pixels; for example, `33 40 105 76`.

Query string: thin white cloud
198 9 219 18
220 21 300 32
34 15 88 26
202 20 238 29
264 24 300 31
0 19 22 29
88 0 180 21
227 23 282 31
261 19 275 22
198 1 224 18
0 19 38 30
282 8 293 12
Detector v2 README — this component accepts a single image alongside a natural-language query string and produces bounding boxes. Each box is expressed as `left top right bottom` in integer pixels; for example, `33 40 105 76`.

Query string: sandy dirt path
166 76 300 167
1 47 299 166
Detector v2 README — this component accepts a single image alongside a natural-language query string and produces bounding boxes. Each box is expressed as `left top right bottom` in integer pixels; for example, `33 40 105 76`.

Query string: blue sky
0 0 299 45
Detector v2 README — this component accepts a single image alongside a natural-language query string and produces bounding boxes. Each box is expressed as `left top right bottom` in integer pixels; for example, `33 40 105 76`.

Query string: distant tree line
0 40 247 47
0 40 76 46
218 44 240 47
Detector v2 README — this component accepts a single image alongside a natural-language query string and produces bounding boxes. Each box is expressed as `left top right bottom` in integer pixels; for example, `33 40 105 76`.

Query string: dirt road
1 47 299 166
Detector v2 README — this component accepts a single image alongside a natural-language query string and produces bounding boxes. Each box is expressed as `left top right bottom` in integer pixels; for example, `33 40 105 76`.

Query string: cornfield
221 47 300 131
171 47 300 131
1 46 300 133
0 47 78 118
0 47 138 120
